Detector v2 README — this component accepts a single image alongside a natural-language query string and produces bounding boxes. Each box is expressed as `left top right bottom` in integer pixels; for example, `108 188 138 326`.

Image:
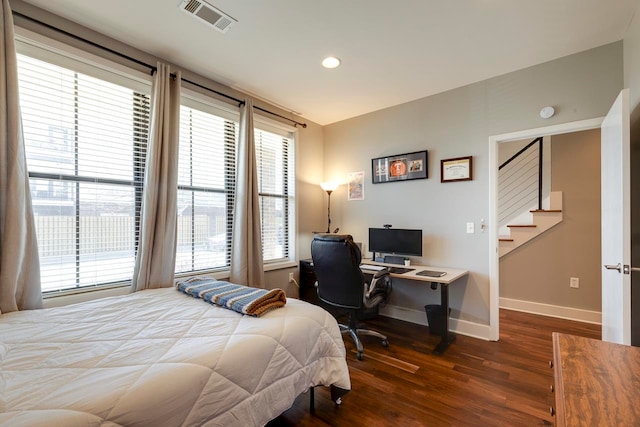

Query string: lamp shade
320 182 339 192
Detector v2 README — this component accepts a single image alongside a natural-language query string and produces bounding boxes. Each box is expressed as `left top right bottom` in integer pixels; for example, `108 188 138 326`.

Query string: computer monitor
368 227 423 258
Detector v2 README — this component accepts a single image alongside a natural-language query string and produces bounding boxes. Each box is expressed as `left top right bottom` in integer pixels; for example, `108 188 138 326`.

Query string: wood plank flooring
267 309 600 426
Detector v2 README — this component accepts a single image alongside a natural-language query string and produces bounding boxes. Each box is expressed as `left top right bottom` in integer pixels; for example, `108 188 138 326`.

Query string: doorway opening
488 117 604 340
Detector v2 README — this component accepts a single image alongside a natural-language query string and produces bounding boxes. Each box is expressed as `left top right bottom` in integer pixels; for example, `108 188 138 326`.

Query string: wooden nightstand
551 332 640 426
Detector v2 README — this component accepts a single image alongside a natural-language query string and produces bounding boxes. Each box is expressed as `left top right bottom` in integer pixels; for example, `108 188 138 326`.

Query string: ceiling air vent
179 0 237 33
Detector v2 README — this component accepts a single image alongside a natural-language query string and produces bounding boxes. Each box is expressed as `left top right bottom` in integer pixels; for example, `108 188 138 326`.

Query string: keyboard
360 264 386 271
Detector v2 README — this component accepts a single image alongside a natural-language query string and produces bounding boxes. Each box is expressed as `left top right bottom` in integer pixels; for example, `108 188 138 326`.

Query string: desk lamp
320 182 339 233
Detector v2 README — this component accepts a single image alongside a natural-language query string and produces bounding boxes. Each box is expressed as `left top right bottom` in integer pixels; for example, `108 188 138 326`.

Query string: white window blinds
17 52 150 293
175 102 238 274
254 126 295 263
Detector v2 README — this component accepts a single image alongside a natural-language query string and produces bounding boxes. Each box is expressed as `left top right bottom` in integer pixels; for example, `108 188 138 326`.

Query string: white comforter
0 288 350 426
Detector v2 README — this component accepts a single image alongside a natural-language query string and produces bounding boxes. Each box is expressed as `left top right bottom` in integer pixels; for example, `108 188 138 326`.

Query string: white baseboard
379 304 491 341
499 297 601 324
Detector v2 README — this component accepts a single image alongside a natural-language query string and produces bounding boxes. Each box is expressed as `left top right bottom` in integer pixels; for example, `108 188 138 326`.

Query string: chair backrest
311 234 364 309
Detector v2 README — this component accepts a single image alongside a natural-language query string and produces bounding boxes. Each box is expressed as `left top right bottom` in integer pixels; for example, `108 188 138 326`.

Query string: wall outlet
570 277 579 288
288 272 294 283
466 222 475 234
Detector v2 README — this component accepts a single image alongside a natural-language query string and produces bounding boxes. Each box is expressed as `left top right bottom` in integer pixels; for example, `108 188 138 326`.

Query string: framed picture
347 171 365 200
441 156 472 182
371 150 428 184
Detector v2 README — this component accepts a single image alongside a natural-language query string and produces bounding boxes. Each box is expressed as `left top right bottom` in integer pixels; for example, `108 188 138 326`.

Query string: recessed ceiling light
322 57 341 69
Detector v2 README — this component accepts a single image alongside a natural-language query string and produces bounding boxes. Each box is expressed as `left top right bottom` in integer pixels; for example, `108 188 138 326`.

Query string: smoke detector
540 106 555 119
179 0 237 33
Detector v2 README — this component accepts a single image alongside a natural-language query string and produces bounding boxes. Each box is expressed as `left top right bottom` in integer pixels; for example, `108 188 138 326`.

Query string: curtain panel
230 99 265 288
131 63 180 292
0 0 42 313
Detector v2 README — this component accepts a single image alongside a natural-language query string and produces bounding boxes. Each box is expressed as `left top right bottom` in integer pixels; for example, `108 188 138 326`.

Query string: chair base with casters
335 268 392 360
339 311 389 360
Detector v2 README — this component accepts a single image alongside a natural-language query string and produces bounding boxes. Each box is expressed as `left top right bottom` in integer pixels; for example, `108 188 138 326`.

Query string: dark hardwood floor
268 309 600 426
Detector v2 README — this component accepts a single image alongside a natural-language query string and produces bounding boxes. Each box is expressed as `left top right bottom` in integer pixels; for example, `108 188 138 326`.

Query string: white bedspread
0 288 350 426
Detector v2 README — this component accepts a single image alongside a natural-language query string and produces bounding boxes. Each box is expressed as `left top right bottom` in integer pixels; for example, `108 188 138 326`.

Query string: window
17 42 151 294
16 36 296 292
175 100 238 274
175 98 296 274
255 126 295 263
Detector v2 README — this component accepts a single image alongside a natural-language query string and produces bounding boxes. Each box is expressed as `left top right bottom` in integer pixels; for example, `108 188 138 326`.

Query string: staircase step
499 191 563 258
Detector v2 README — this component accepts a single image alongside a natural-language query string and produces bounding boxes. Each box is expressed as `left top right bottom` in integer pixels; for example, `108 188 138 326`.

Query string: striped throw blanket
176 277 286 317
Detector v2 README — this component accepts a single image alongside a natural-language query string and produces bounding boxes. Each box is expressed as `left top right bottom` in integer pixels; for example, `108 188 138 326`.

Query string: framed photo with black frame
371 150 428 184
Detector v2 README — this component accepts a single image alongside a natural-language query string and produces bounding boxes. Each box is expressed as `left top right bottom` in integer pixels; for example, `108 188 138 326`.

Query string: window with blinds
16 36 296 292
176 100 296 273
175 103 238 274
255 126 295 263
17 51 150 294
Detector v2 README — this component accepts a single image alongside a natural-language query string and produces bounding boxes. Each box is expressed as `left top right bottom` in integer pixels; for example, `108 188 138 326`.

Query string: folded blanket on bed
176 277 286 317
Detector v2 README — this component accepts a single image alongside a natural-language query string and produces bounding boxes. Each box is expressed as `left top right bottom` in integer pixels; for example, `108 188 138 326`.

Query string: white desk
361 260 468 355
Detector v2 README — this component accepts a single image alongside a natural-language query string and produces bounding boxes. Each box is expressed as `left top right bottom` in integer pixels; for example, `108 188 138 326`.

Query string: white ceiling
20 0 637 125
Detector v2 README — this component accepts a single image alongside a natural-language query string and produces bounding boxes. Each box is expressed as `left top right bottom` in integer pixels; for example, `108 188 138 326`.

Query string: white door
601 89 631 345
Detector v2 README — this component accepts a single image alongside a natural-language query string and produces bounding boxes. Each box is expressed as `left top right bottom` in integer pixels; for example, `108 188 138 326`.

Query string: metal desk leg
432 282 456 355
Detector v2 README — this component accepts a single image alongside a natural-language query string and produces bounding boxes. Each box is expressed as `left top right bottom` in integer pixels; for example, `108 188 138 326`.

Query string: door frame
488 117 604 341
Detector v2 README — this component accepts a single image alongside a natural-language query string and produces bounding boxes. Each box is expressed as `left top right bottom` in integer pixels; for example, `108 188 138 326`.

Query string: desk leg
432 282 456 355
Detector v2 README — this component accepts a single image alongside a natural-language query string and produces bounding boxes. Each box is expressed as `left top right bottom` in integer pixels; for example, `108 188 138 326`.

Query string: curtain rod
12 11 307 128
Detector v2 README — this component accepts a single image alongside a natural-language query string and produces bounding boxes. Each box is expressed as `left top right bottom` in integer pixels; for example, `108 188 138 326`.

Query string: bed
0 287 351 426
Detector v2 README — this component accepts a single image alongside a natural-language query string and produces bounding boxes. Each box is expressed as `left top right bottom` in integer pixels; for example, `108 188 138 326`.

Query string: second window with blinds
176 96 296 276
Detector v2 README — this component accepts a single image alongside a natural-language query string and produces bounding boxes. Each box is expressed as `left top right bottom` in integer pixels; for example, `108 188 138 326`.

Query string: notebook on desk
416 270 447 277
388 267 414 274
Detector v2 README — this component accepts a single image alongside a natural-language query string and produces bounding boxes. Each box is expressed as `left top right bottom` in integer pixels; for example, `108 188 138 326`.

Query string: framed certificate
441 156 472 182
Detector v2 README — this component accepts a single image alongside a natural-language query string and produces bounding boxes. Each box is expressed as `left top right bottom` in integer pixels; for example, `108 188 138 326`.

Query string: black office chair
311 234 392 360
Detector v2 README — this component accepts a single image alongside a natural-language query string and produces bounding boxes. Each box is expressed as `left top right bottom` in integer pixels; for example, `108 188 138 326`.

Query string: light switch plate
466 222 475 234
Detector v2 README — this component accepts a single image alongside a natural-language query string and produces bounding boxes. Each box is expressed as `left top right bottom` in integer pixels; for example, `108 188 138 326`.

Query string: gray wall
625 0 640 114
500 129 601 311
296 122 325 261
323 43 623 326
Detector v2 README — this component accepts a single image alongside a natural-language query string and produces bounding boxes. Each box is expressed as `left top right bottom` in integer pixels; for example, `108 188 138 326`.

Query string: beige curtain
230 99 265 288
0 0 42 313
131 63 180 292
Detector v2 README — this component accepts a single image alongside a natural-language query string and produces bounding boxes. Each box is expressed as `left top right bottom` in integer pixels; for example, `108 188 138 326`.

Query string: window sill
264 260 297 271
43 283 130 308
43 261 299 308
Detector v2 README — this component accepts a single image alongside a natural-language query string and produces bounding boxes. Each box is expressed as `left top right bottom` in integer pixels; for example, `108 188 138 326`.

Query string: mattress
0 288 351 426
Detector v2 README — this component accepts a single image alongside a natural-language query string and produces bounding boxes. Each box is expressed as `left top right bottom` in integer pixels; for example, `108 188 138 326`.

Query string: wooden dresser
551 332 640 426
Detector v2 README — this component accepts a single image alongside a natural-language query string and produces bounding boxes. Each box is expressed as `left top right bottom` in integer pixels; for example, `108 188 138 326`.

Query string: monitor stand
383 255 405 265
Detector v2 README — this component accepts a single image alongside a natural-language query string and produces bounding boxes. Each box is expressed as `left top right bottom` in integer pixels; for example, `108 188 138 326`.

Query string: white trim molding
380 304 491 341
500 297 602 325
